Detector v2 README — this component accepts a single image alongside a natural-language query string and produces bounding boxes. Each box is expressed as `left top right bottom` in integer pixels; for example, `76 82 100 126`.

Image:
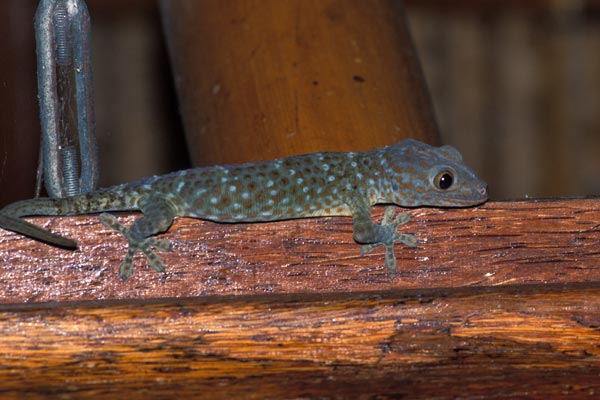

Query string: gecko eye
434 170 454 190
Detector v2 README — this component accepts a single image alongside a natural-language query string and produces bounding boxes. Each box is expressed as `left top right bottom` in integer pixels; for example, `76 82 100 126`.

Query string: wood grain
1 198 599 397
1 198 599 303
0 285 598 398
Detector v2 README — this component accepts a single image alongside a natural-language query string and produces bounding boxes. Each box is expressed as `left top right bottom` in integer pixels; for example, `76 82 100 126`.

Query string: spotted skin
0 139 488 280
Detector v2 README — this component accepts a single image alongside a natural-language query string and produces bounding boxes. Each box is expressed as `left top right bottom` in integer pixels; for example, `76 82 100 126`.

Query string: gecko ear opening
438 145 463 162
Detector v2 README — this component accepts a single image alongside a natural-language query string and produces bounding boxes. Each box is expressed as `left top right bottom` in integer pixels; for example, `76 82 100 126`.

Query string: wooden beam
1 198 600 303
159 0 440 165
0 284 598 397
1 198 599 396
0 198 598 303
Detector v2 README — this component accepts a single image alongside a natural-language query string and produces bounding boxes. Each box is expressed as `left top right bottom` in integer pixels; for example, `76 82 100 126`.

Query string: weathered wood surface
1 198 599 397
1 198 599 303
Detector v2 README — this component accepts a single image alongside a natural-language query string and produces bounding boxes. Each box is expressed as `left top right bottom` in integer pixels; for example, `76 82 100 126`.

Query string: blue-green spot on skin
0 139 488 280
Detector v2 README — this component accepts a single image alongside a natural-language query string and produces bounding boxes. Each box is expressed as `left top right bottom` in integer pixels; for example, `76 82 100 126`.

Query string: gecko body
0 139 488 279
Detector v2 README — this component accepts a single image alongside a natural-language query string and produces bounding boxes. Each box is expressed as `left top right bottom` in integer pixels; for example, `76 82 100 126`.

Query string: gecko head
383 139 488 208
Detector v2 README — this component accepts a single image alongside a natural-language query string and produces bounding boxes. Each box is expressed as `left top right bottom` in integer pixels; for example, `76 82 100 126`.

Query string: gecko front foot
360 207 418 274
100 213 173 280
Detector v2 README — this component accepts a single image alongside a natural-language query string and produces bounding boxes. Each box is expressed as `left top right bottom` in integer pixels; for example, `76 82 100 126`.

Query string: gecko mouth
432 182 488 207
444 189 488 206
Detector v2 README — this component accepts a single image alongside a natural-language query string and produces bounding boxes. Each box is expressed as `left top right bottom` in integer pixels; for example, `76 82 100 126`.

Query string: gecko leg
353 205 418 274
100 195 176 280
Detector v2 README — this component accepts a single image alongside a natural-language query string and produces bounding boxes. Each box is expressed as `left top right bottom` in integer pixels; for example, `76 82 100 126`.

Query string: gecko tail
0 213 77 249
0 193 133 250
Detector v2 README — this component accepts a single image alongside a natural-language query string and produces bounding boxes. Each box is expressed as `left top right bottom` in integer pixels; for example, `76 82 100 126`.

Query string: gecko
0 139 488 280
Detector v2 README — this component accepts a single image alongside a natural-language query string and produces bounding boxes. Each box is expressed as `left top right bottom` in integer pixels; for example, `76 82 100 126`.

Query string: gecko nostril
479 184 488 197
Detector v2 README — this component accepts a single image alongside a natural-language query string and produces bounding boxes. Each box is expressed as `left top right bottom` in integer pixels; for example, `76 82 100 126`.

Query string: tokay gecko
0 139 488 280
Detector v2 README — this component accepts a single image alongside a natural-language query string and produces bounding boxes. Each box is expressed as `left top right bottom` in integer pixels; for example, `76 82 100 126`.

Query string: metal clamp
34 0 99 197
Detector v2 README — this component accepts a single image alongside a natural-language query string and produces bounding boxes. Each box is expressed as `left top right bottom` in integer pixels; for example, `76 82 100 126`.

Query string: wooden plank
0 284 598 398
1 198 599 303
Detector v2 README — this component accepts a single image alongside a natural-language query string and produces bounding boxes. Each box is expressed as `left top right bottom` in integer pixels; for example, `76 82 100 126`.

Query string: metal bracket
34 0 99 197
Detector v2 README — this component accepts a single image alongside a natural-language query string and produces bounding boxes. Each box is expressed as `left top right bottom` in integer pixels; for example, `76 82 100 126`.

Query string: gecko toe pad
100 213 171 280
359 207 418 275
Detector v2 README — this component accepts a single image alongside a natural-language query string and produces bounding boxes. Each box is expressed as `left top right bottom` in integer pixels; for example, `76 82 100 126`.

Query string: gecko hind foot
99 213 172 280
359 207 418 275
